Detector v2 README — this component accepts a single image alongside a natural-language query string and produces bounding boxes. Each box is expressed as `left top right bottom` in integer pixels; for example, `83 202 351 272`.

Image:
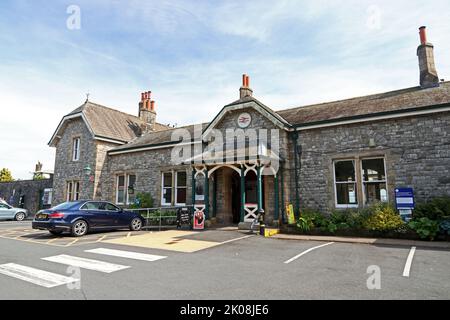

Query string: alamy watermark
170 124 280 175
66 5 81 30
366 265 381 290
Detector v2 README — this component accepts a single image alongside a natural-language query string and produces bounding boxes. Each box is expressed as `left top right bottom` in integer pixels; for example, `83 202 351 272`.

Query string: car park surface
0 224 449 300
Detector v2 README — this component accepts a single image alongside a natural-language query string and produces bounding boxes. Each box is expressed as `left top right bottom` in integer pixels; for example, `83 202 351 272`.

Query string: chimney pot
245 75 250 88
242 74 247 87
150 100 155 111
141 92 145 101
419 26 427 45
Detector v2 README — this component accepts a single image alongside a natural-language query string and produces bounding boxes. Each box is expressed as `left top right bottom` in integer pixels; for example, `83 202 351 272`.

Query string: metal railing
127 206 193 231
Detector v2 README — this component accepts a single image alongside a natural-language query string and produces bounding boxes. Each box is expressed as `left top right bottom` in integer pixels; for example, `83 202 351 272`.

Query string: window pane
117 175 125 203
118 175 125 187
335 161 356 182
364 182 387 204
127 175 136 204
163 188 172 204
163 173 172 187
177 188 187 204
362 159 386 181
336 183 358 205
117 190 125 203
195 176 205 201
177 172 187 187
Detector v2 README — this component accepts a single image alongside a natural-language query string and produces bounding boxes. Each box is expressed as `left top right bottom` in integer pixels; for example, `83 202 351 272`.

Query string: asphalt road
0 221 449 300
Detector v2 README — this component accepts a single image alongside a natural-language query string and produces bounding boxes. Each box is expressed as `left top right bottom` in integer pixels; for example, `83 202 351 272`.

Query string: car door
80 202 109 228
0 203 11 220
103 203 129 227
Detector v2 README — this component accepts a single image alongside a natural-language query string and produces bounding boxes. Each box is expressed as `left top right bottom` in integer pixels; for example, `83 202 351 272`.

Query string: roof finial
85 92 90 102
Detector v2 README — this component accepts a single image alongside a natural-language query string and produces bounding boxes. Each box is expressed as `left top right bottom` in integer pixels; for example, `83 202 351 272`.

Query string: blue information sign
395 188 415 209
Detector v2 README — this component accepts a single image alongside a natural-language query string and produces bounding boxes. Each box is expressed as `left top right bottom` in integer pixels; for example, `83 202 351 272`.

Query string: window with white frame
127 174 136 205
72 137 80 161
334 160 358 207
116 174 136 205
66 181 80 201
67 182 73 201
175 171 187 205
361 158 387 204
161 172 173 206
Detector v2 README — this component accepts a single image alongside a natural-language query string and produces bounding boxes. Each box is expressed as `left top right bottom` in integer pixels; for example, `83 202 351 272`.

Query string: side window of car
105 203 120 212
82 202 100 210
0 204 7 209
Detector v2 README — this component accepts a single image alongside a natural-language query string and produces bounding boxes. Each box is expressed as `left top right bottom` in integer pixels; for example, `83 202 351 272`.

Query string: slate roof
276 82 450 125
54 101 170 144
110 123 209 153
107 82 450 153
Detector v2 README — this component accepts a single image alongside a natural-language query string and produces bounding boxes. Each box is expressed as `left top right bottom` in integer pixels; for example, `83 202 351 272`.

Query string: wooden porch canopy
182 144 282 223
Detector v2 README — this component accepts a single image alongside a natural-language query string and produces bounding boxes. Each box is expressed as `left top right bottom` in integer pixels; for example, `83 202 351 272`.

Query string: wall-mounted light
369 138 376 148
84 165 92 177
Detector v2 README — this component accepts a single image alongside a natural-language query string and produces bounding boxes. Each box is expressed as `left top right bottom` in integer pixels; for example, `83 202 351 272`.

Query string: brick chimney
138 91 157 131
239 74 253 99
417 26 439 89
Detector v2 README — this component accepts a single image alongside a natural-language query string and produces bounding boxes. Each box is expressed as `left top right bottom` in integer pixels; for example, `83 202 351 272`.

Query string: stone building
49 27 450 227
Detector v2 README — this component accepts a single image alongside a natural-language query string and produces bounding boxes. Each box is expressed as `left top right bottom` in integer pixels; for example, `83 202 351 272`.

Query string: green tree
0 168 14 182
33 173 45 180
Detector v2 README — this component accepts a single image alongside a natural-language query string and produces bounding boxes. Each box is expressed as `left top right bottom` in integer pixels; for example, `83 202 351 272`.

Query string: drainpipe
205 167 209 220
280 162 286 224
292 131 300 218
191 167 196 211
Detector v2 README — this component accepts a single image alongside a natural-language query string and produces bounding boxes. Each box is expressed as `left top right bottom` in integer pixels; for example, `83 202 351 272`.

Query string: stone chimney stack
239 74 253 99
417 26 440 89
138 91 157 131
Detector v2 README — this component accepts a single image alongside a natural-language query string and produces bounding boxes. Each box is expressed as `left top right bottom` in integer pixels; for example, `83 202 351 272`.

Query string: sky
0 0 450 179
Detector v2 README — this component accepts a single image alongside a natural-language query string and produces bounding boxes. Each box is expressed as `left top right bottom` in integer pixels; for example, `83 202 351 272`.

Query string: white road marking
85 248 167 262
219 235 254 245
284 242 335 264
0 263 79 288
42 255 130 273
403 246 416 277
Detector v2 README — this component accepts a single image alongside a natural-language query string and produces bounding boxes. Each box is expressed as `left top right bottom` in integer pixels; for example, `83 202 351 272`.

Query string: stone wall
292 112 450 213
52 118 97 204
0 178 53 216
102 147 192 207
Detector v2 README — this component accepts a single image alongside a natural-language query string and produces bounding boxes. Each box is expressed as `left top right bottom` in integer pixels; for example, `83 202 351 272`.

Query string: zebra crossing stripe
0 263 79 288
85 248 167 262
42 255 130 273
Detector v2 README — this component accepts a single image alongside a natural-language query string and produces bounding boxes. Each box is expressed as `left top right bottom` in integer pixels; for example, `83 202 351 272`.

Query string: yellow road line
97 235 107 242
45 238 60 244
65 238 79 247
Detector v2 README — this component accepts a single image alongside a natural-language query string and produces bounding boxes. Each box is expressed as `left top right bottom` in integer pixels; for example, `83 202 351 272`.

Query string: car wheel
130 218 143 231
14 212 26 221
71 220 88 237
49 230 63 236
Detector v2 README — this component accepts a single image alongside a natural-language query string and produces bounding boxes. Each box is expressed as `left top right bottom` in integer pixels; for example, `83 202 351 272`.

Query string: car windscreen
52 202 79 210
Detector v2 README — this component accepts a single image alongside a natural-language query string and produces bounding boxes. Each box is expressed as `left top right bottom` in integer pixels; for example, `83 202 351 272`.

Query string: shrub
409 218 440 240
414 197 450 221
363 202 405 232
129 192 154 209
300 210 328 228
296 216 314 232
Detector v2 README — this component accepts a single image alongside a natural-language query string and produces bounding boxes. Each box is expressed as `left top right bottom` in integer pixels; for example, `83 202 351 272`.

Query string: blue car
32 200 145 237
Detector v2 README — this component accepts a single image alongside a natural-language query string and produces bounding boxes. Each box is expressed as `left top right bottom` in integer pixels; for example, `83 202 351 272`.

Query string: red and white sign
193 211 205 230
237 112 252 128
